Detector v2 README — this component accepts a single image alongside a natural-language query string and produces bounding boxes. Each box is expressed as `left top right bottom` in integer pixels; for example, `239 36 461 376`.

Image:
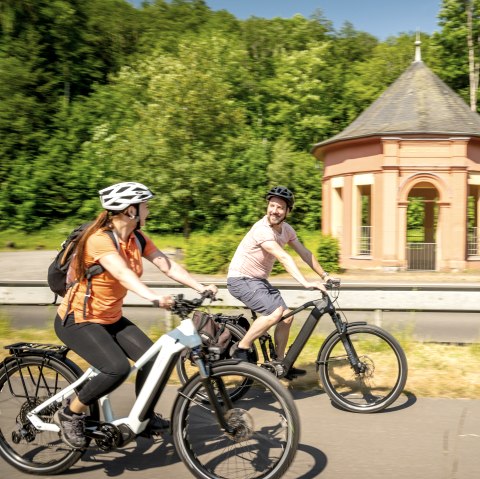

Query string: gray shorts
227 277 287 315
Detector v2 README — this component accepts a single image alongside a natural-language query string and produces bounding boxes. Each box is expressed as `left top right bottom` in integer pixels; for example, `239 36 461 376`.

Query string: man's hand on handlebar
305 277 341 293
304 280 327 292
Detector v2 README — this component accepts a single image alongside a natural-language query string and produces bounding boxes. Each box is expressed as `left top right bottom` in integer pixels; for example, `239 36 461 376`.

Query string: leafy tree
81 35 250 235
262 43 332 150
431 0 480 108
267 138 322 230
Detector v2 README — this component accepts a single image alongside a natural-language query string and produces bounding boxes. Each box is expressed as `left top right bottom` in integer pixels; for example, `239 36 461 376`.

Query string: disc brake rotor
224 408 254 442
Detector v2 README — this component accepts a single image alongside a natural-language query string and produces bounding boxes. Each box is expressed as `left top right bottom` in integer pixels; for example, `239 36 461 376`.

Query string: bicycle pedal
262 361 286 377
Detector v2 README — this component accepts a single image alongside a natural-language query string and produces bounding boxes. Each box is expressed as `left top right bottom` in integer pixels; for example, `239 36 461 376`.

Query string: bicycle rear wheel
173 361 300 479
176 323 257 402
0 355 95 475
318 324 408 413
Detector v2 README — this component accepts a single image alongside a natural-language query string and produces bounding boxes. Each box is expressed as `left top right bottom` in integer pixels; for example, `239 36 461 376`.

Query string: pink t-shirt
228 216 297 279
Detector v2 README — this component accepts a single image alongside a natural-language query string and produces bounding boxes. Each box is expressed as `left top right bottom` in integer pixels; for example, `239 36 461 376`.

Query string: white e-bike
0 293 299 479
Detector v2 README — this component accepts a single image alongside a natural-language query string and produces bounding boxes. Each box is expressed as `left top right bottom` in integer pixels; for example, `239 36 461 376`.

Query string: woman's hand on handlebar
152 295 175 309
201 284 218 299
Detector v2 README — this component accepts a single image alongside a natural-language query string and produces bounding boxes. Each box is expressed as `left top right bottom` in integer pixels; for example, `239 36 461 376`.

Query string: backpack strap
133 230 146 255
82 264 105 320
81 229 146 319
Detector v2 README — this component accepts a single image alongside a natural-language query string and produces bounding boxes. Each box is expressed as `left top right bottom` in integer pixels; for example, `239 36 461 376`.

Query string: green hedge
184 229 242 274
184 229 341 276
316 233 341 274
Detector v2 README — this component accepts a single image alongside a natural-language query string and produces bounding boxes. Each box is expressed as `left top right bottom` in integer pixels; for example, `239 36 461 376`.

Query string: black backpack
47 223 146 305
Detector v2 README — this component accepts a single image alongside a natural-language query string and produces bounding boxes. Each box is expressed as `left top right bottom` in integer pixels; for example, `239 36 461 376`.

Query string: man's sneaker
284 367 307 380
53 409 87 449
232 347 250 362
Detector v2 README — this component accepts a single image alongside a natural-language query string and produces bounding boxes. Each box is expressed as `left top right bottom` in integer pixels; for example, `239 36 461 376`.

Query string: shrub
317 233 340 273
185 228 241 274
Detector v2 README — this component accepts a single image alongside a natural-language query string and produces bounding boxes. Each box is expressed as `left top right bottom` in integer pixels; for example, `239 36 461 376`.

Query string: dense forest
1 0 479 236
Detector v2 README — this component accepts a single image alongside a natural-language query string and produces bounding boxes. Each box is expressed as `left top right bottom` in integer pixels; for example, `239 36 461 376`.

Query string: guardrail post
373 309 383 327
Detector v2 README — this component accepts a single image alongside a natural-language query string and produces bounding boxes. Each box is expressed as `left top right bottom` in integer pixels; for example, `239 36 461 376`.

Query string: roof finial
414 31 422 63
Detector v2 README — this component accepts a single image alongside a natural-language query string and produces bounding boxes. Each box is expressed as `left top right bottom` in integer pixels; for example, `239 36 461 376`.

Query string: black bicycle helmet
266 186 295 209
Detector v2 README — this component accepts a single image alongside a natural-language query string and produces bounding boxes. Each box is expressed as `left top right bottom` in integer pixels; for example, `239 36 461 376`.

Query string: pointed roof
312 59 480 151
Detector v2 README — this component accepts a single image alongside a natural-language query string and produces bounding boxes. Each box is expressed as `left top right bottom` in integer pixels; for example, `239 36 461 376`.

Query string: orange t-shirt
57 229 157 324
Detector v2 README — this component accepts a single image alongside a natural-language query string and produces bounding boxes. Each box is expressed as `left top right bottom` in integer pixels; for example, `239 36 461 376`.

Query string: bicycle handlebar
326 277 341 289
171 290 219 318
170 279 340 320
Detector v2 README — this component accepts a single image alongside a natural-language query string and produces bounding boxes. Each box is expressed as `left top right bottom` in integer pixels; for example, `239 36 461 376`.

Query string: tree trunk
466 0 478 111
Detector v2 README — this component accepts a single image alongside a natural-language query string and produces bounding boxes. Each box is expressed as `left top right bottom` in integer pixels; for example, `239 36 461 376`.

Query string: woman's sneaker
140 413 170 437
53 409 87 449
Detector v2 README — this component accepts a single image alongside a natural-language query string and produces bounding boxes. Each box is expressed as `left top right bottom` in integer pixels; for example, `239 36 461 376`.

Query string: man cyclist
227 186 333 376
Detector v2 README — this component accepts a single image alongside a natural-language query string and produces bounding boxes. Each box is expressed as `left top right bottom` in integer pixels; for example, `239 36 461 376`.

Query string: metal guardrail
1 280 480 312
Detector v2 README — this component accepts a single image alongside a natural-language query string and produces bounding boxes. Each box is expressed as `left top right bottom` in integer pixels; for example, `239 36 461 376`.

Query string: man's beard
268 213 285 225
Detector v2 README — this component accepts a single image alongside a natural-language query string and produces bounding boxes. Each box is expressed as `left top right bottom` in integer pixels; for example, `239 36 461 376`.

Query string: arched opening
467 184 480 256
406 182 439 271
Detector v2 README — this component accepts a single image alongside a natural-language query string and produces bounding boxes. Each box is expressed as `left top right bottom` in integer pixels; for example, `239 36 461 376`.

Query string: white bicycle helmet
98 182 154 211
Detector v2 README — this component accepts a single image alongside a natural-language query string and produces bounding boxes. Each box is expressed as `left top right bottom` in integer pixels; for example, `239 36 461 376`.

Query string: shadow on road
328 390 417 414
292 443 327 479
76 436 328 479
76 435 179 476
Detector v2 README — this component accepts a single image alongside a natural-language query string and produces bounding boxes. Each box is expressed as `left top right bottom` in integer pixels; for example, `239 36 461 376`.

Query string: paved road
1 383 479 479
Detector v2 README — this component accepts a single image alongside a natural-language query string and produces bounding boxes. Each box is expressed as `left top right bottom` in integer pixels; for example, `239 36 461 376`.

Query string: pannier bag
192 311 232 353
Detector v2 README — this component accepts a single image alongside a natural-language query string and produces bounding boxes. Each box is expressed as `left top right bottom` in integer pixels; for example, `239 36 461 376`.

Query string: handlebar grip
201 289 216 300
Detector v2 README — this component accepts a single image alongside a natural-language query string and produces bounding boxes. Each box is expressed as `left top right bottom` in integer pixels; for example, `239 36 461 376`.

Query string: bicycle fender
315 321 367 372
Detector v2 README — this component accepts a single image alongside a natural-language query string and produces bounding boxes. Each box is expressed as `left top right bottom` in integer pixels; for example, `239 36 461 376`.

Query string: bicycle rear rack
4 342 69 358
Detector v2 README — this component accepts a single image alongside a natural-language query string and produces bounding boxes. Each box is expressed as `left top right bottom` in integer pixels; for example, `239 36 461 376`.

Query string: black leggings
54 314 154 406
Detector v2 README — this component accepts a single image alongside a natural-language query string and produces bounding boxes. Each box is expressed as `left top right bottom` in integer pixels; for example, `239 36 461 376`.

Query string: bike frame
278 293 367 374
26 318 203 436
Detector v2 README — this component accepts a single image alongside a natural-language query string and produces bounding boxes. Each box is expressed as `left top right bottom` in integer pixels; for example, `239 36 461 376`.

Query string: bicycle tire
318 324 408 413
0 355 97 475
176 323 258 402
172 361 300 479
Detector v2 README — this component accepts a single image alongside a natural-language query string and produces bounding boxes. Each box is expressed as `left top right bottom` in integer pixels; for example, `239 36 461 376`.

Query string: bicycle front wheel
0 355 93 475
318 324 408 413
173 361 300 479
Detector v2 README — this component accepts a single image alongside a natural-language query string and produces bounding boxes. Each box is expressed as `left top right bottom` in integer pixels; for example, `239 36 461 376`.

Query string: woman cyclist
54 181 217 449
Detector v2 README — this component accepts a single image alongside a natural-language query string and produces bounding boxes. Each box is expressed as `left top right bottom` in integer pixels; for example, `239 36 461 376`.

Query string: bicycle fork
191 349 236 434
330 311 367 375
